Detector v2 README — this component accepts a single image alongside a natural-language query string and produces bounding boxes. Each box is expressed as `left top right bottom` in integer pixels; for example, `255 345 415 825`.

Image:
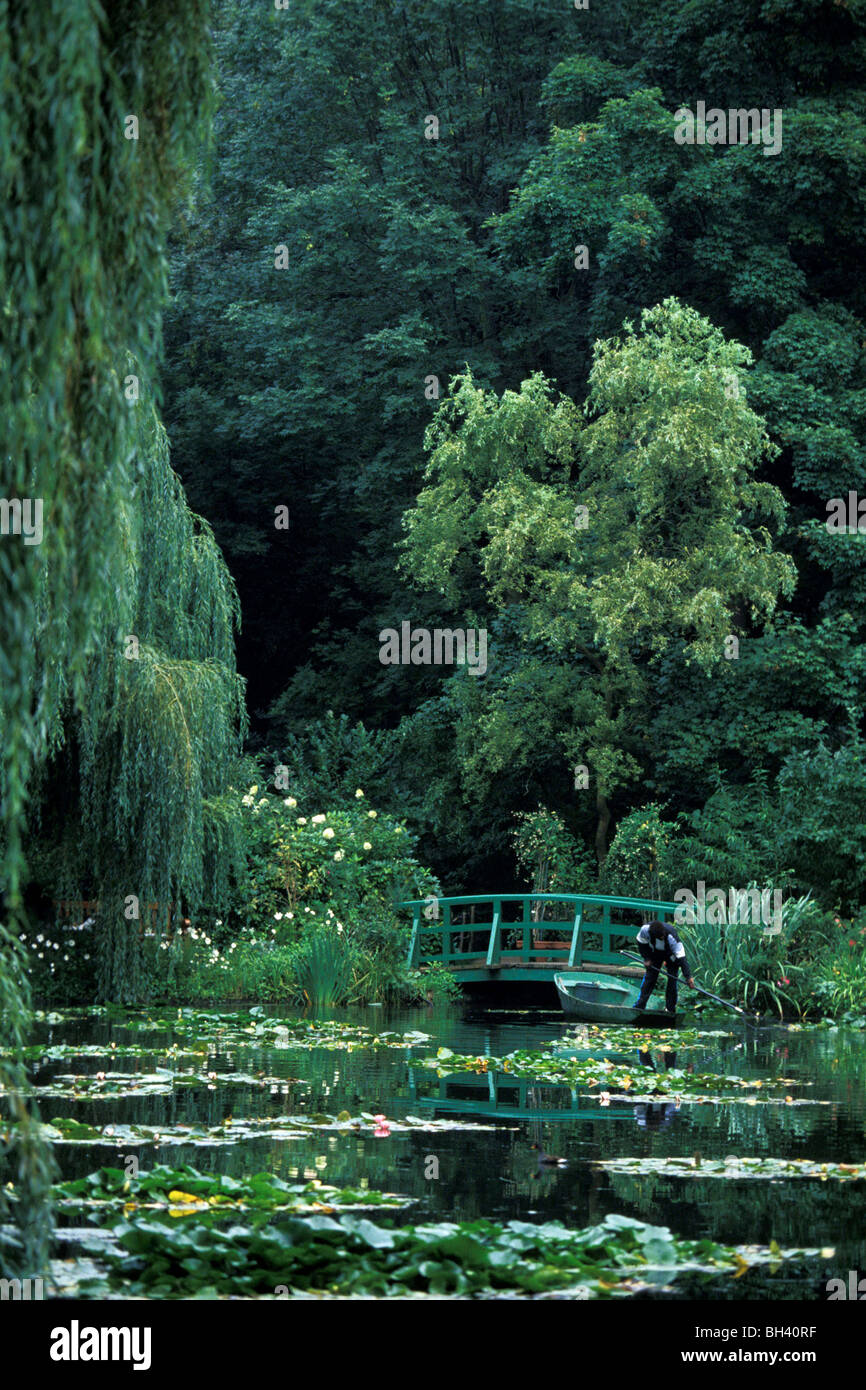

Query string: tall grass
680 889 814 1017
291 929 355 1008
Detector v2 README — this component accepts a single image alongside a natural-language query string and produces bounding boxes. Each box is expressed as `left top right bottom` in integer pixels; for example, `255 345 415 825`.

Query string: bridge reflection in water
406 1048 679 1125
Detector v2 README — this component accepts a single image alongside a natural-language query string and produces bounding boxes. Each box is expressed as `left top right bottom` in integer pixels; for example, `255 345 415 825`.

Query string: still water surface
33 1002 866 1298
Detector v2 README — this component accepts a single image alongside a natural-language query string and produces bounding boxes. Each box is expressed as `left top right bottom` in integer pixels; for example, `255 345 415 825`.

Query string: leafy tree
0 0 217 1269
401 300 796 863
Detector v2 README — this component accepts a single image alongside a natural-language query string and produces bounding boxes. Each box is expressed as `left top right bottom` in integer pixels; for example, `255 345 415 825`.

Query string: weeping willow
71 408 248 1002
0 1 215 1273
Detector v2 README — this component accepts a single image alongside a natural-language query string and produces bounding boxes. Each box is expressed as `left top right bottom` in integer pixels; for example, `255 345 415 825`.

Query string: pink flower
373 1112 390 1137
778 977 790 985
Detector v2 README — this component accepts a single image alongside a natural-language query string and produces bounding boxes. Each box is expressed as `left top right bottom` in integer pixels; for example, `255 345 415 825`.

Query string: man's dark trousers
636 945 679 1011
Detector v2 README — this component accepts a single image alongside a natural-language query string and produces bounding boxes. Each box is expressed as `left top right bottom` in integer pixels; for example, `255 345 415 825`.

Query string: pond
20 1001 866 1298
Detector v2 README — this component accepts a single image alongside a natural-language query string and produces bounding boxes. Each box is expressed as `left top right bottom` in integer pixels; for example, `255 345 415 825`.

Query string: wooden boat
554 971 680 1025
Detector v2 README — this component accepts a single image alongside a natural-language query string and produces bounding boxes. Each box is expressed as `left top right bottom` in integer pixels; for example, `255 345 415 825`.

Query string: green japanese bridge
401 892 680 992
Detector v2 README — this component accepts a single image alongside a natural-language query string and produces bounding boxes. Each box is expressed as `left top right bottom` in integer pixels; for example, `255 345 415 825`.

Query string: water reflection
12 1001 866 1295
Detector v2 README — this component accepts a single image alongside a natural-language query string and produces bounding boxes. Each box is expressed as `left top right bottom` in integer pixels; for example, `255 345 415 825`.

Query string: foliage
810 914 866 1018
513 808 597 907
79 1208 809 1299
597 1156 866 1182
422 1048 802 1101
0 0 216 1274
600 805 673 900
680 892 822 1017
399 303 795 863
55 1164 412 1216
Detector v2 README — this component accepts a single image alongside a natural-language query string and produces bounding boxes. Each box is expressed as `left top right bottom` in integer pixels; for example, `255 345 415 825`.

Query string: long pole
618 950 754 1018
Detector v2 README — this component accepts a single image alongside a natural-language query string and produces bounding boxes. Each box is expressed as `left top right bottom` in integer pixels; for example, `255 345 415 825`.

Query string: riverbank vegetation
3 0 866 1291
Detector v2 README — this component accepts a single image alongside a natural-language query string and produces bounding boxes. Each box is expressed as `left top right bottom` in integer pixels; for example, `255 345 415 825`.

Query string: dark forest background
160 0 866 902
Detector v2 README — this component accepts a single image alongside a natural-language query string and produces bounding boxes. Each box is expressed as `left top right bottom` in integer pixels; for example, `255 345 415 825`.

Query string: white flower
242 795 254 806
312 814 326 824
257 797 268 808
37 953 43 959
63 955 69 961
337 924 344 935
215 919 223 927
355 789 364 799
36 934 43 943
249 785 259 796
274 912 283 921
286 912 294 920
333 850 344 862
367 810 377 819
296 817 308 826
363 841 372 851
284 797 297 808
322 828 335 840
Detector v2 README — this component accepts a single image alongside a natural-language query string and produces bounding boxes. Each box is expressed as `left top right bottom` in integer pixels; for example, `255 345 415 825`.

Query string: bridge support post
441 900 451 962
408 904 421 967
567 902 583 968
486 899 502 968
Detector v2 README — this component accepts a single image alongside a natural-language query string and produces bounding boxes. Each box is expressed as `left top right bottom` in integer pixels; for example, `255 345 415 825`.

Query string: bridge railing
399 892 680 970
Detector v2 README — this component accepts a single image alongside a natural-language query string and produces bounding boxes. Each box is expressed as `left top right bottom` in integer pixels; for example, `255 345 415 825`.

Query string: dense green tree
400 300 796 862
1 0 218 1270
161 0 866 905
